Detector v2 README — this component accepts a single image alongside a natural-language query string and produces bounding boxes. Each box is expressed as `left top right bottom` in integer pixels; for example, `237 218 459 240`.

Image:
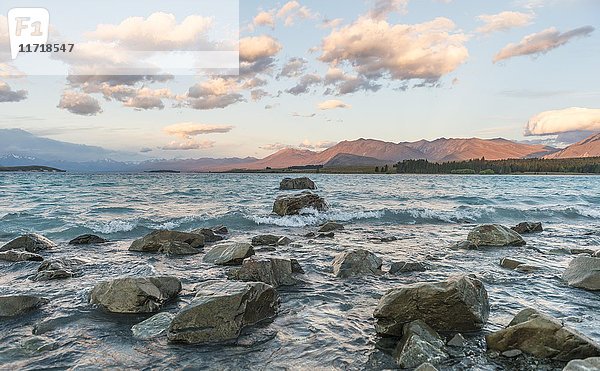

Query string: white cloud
180 78 245 110
298 140 337 150
239 35 282 63
276 1 314 26
254 11 275 28
368 0 410 20
525 107 600 136
285 74 321 95
476 11 533 34
57 91 102 115
163 123 234 138
161 139 215 150
278 57 307 78
0 81 27 102
318 99 352 110
494 26 594 63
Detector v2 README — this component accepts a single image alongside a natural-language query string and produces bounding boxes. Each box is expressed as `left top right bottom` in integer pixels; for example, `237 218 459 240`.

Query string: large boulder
89 276 182 313
167 281 279 344
318 221 344 233
563 256 600 291
0 250 43 262
511 222 543 234
272 191 328 216
0 295 49 317
279 177 316 190
131 312 174 340
68 234 108 245
486 308 600 361
251 235 291 247
31 259 81 281
129 230 204 255
467 224 526 247
0 233 56 253
332 249 382 278
229 256 302 287
394 320 448 369
563 357 600 371
203 243 255 266
374 275 489 335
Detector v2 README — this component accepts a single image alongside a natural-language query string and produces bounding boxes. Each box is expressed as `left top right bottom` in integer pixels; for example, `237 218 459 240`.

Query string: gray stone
89 276 182 313
486 308 600 361
563 256 600 291
0 233 56 253
447 333 466 347
318 221 344 233
279 177 316 190
31 258 81 281
394 320 448 369
203 243 254 266
272 191 328 216
594 250 600 258
467 224 526 247
318 232 335 238
514 264 541 273
332 249 382 278
212 225 229 235
502 349 523 357
0 250 43 262
414 363 439 371
229 256 301 287
450 240 477 250
129 230 204 255
0 295 49 317
390 261 427 274
511 222 543 234
500 257 525 270
68 234 108 245
251 235 291 246
191 228 225 243
374 275 489 335
563 357 600 371
131 312 174 340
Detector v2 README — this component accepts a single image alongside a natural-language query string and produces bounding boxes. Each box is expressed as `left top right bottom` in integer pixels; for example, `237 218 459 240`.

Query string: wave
250 208 384 227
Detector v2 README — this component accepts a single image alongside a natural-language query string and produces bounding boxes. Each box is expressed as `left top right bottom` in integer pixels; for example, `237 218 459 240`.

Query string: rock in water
373 275 489 335
390 261 428 274
272 191 328 216
68 234 108 245
0 233 56 253
89 276 182 313
332 249 382 278
467 224 526 247
132 312 174 340
212 225 229 235
167 281 279 344
229 256 302 287
0 295 49 317
511 222 543 234
414 363 439 371
563 256 600 291
129 230 204 255
203 243 255 266
394 320 448 369
251 235 292 246
32 259 80 281
0 250 43 262
563 357 600 371
500 257 525 270
486 308 600 361
318 221 344 233
191 228 225 243
279 177 316 190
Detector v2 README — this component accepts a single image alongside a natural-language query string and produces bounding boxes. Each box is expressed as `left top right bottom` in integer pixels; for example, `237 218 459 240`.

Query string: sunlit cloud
163 122 234 138
57 91 102 115
318 99 351 110
476 11 533 34
525 107 600 136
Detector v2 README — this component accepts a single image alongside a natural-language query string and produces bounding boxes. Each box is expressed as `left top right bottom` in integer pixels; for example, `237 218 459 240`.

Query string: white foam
89 219 137 234
250 208 384 227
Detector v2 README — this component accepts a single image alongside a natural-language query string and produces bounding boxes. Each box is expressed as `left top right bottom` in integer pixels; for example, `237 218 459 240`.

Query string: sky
0 0 599 159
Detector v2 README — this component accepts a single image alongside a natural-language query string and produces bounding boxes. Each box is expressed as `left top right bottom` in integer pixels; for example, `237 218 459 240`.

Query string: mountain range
0 128 598 172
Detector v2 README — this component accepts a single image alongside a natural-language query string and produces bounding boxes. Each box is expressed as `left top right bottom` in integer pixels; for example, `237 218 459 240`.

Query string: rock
394 320 448 369
467 224 526 247
68 234 108 245
129 230 204 255
31 259 80 281
563 256 600 291
380 236 398 243
318 221 344 233
251 235 291 246
511 222 543 234
290 259 305 274
594 250 600 258
89 276 182 313
563 357 600 371
203 243 254 266
20 336 60 352
447 333 466 347
514 264 541 273
332 249 382 278
318 232 335 238
304 232 316 238
500 257 525 270
390 261 428 274
0 295 49 317
131 312 174 340
167 281 279 344
0 250 43 262
212 225 229 235
414 363 439 371
272 191 328 216
570 248 596 255
450 240 477 250
192 228 225 243
502 349 523 358
486 308 600 361
374 275 489 335
0 233 56 253
279 177 316 190
229 256 301 287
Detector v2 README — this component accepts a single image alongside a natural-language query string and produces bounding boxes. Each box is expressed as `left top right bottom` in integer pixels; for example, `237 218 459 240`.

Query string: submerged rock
467 224 526 247
131 312 174 340
272 191 328 216
332 249 383 278
129 230 204 255
0 233 56 253
229 256 302 287
203 243 255 266
251 235 291 247
318 221 344 233
0 250 43 262
500 257 541 273
374 275 489 335
562 256 600 291
563 357 600 371
0 295 49 317
394 320 448 369
318 232 335 239
279 177 316 190
486 308 600 361
32 259 81 281
511 222 543 234
167 281 279 344
415 363 439 371
68 234 108 245
389 261 428 274
89 276 182 313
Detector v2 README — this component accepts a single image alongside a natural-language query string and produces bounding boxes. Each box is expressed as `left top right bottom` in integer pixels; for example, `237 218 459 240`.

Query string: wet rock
0 295 49 317
380 236 398 243
594 250 600 258
500 257 525 270
394 320 448 369
389 261 428 274
31 259 81 281
374 275 489 335
304 232 316 238
563 357 600 371
20 336 60 352
0 250 43 262
236 327 278 347
290 259 305 274
569 248 596 255
563 256 600 291
318 232 335 238
486 308 600 361
467 224 526 247
131 312 174 340
167 281 279 344
332 249 382 278
415 363 439 371
129 230 204 255
511 222 543 234
447 333 466 347
450 240 477 250
0 233 56 253
212 225 229 235
203 243 254 266
279 177 316 190
514 264 541 273
229 256 302 287
318 221 344 233
272 191 328 216
89 276 182 313
68 234 108 245
502 349 523 358
192 228 225 243
251 235 291 246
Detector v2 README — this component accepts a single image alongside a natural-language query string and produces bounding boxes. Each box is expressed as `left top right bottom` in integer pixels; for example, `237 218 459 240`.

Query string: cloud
476 11 534 34
254 11 275 28
368 0 409 20
286 74 321 95
525 107 600 136
239 36 282 63
57 91 102 115
278 58 308 78
260 142 289 151
181 78 245 110
292 112 317 118
140 147 153 153
0 81 28 102
494 26 594 63
320 18 343 29
276 1 314 26
161 139 215 150
318 99 352 110
251 89 270 101
84 84 174 110
298 140 337 150
163 123 234 138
